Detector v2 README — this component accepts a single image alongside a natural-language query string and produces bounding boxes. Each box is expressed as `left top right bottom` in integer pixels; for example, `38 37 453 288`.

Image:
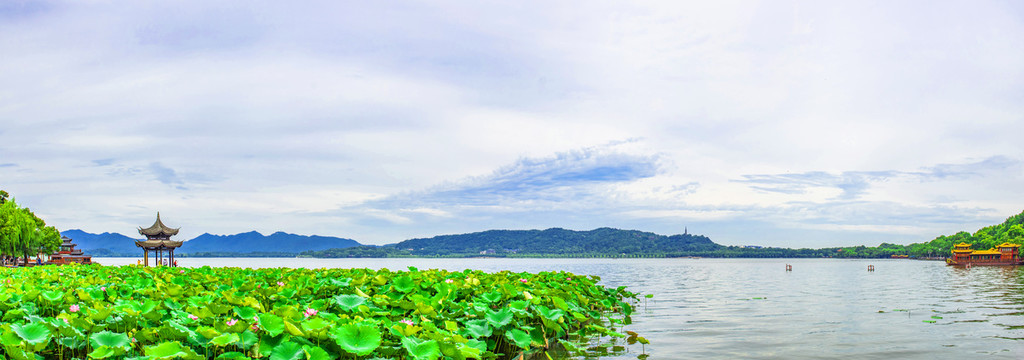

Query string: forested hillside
392 227 721 256
904 210 1024 258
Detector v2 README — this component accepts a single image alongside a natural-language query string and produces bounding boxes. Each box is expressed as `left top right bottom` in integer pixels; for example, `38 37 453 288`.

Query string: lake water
94 257 1024 359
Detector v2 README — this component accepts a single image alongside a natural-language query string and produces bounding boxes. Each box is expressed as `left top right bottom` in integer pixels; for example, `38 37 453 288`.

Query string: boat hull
946 258 1024 266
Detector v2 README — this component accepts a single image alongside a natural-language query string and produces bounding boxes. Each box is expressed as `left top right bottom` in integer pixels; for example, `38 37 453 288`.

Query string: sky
1 1 1023 248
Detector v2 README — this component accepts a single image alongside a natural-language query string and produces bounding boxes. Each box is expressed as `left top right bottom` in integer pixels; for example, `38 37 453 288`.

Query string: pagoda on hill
137 212 182 267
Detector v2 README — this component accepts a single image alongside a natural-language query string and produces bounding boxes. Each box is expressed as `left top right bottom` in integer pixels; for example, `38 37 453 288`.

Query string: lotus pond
0 264 640 360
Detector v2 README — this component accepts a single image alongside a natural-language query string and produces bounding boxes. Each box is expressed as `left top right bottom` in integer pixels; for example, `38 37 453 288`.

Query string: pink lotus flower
188 314 199 321
304 308 318 317
399 319 414 326
100 286 106 292
226 319 237 326
180 270 185 274
68 304 80 313
277 281 284 286
445 279 454 284
62 318 69 324
256 284 261 288
519 278 528 284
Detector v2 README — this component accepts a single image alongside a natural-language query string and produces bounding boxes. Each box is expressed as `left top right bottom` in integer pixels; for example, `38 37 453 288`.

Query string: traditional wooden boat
47 236 93 265
946 242 1023 266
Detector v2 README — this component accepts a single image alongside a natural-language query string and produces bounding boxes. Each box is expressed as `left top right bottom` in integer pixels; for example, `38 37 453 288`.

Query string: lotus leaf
462 319 491 338
233 306 257 320
269 341 304 360
88 345 119 359
258 313 286 337
209 333 240 347
90 330 131 350
391 276 416 293
330 322 381 356
0 265 637 360
303 345 333 360
485 308 513 329
144 341 203 360
41 290 64 303
12 322 51 345
332 294 365 312
536 306 564 321
402 336 441 360
300 317 329 332
216 351 252 360
505 329 532 349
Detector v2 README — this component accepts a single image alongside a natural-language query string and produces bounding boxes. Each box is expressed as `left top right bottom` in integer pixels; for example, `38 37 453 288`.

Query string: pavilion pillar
144 250 149 267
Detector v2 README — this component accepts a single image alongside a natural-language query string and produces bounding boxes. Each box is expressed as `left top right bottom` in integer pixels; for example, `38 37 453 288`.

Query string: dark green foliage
391 227 720 256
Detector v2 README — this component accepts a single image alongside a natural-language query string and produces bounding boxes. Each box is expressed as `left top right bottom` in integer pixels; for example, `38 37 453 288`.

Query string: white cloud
1 1 1022 246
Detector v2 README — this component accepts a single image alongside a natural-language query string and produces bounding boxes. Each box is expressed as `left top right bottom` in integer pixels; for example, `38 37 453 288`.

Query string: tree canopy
0 193 62 264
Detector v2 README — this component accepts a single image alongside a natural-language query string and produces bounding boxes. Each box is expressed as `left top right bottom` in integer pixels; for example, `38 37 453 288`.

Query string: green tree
0 197 62 265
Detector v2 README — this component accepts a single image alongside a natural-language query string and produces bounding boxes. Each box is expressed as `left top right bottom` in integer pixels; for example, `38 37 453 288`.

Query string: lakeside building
946 242 1023 266
136 212 182 267
47 236 93 265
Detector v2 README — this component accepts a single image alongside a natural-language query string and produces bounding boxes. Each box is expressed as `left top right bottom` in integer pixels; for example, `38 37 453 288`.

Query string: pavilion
136 212 182 267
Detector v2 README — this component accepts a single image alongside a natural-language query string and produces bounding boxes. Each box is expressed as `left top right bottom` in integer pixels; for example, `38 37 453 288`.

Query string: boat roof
971 249 1002 255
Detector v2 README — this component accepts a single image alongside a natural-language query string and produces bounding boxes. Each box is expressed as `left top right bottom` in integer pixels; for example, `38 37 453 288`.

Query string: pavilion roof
135 239 184 249
138 212 180 237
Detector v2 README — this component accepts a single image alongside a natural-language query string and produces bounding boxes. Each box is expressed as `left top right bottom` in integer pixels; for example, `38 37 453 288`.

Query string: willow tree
0 198 61 264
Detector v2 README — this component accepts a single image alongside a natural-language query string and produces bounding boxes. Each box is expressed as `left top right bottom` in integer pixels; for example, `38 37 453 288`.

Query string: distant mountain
59 229 141 256
306 227 723 257
59 229 361 256
183 231 361 254
393 227 721 256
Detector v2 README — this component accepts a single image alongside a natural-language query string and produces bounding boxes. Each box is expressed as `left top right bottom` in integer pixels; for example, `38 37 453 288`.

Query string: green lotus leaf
457 339 485 359
12 322 51 345
536 306 564 321
485 308 513 329
209 333 240 347
479 292 502 304
391 276 415 293
216 352 252 360
90 307 114 322
258 313 286 337
462 319 491 338
196 326 221 339
239 330 259 349
88 345 120 359
401 336 441 360
144 341 203 360
333 294 366 312
329 278 351 288
303 345 333 360
330 322 381 356
5 344 34 360
1 329 23 346
269 341 304 360
508 300 530 314
283 320 304 336
551 296 568 311
233 306 257 320
301 317 330 332
505 329 532 349
41 290 64 303
90 330 131 350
